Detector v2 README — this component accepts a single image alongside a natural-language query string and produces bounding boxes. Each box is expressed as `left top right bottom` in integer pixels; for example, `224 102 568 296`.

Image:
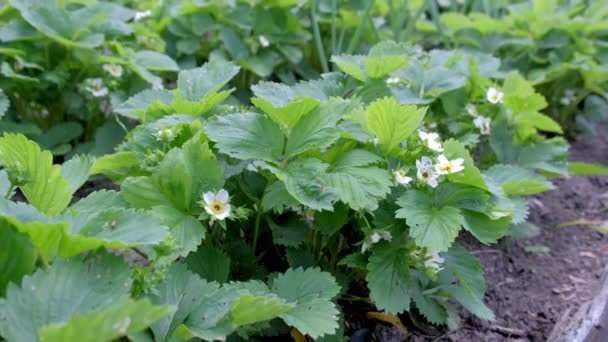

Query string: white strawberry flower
418 130 444 152
465 103 478 117
394 169 413 185
370 232 382 244
416 156 439 188
258 35 270 47
361 231 392 253
425 250 445 272
103 64 123 78
84 78 108 97
134 10 152 21
473 116 491 135
435 154 465 175
386 76 401 87
486 87 504 104
203 189 231 220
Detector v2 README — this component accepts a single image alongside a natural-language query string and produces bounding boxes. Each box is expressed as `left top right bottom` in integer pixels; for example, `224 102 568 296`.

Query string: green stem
252 204 263 253
346 0 375 54
401 2 428 42
330 0 338 57
4 184 15 200
130 247 148 260
311 0 329 73
361 212 373 229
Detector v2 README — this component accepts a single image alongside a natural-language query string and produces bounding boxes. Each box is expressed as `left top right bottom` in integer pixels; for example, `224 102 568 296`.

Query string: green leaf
439 245 494 321
272 268 341 339
60 155 94 194
569 162 608 176
121 177 172 209
0 228 36 296
366 244 411 314
114 90 174 120
149 264 221 342
177 60 240 102
366 97 426 155
484 164 553 196
268 216 309 247
35 122 83 150
7 0 104 48
0 252 132 342
285 99 357 158
132 50 179 71
0 198 169 262
251 79 342 132
410 273 448 325
153 139 223 212
0 134 71 216
151 205 206 258
269 159 339 211
90 152 139 182
396 190 463 252
38 299 172 342
325 150 392 211
206 113 284 163
443 139 488 190
261 181 299 213
461 211 510 243
186 244 231 283
229 294 293 327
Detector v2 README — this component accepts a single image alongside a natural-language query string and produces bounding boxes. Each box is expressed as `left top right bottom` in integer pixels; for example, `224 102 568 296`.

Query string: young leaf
0 134 72 217
285 99 357 158
366 97 426 155
177 60 239 102
251 81 321 132
366 244 411 314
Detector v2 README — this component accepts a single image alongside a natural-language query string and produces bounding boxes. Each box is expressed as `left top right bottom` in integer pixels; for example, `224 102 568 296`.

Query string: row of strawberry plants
1 0 606 155
0 42 580 341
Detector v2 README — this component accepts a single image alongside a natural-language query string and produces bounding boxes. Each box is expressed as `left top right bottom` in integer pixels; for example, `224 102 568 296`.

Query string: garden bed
346 126 608 341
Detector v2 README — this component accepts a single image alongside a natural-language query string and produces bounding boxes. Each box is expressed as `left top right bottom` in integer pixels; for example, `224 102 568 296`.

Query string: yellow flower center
491 94 498 101
398 170 406 177
440 162 455 173
210 200 225 214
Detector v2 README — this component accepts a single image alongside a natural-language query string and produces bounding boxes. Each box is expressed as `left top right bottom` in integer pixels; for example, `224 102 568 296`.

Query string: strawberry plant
0 0 179 156
416 0 608 135
1 1 607 341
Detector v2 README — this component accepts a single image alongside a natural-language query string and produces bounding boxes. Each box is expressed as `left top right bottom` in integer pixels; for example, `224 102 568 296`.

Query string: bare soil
359 127 608 341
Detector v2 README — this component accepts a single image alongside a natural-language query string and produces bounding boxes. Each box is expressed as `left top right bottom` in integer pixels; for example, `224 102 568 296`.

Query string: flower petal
203 192 215 205
216 189 229 203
